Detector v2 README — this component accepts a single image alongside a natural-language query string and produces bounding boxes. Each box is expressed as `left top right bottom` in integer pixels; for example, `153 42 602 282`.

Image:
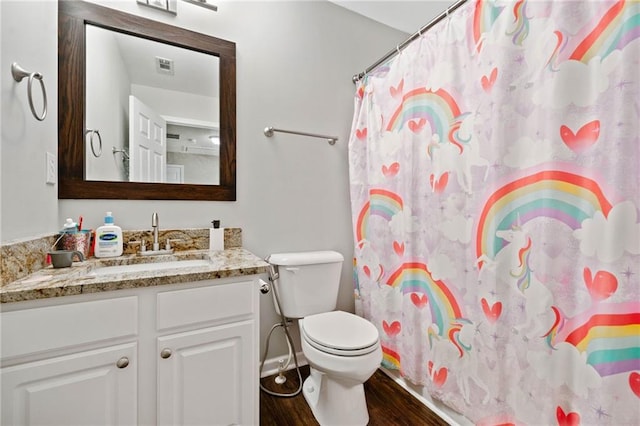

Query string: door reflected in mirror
85 24 220 185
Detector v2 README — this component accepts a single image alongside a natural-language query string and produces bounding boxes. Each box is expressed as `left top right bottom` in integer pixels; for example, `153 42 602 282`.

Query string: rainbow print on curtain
349 1 640 424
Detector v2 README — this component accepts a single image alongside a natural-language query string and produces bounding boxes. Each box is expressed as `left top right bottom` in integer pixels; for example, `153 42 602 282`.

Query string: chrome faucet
135 212 174 256
151 212 160 251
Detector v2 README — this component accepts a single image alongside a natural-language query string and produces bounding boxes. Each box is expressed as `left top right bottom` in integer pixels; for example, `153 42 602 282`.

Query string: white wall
86 24 131 182
1 0 58 240
1 0 406 360
167 152 219 185
131 84 219 123
0 1 3 243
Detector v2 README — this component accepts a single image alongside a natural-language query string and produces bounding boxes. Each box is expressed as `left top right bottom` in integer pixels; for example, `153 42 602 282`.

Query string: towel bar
11 62 47 121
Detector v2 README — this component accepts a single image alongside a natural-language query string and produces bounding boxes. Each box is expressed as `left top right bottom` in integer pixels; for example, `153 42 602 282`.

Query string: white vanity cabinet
1 277 260 426
157 322 255 425
155 280 258 425
1 343 138 425
1 296 139 426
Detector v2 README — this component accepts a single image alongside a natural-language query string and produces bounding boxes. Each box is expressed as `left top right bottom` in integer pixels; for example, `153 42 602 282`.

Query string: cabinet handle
116 357 129 369
160 348 172 359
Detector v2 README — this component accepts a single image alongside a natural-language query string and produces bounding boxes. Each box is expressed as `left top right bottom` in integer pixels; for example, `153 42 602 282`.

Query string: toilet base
302 367 369 426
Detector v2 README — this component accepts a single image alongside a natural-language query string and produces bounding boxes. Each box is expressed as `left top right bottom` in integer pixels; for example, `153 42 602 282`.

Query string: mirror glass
85 25 220 185
58 0 236 201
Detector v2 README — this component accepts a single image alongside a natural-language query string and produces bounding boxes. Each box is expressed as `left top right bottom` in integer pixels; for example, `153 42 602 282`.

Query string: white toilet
267 251 382 426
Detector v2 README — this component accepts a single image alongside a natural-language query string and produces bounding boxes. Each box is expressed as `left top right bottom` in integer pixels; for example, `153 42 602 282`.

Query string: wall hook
11 62 47 121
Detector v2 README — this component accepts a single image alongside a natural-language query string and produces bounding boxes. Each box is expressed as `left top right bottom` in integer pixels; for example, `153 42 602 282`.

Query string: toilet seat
301 311 379 357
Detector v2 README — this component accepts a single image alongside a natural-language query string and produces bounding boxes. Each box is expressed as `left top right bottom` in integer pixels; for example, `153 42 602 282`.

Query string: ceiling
329 0 454 34
87 24 219 101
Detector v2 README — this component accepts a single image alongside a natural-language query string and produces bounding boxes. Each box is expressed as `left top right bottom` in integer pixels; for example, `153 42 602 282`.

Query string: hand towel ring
86 129 102 157
11 62 47 121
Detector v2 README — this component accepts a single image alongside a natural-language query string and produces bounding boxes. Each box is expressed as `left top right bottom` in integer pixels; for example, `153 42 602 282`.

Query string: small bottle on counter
94 211 123 258
209 220 224 251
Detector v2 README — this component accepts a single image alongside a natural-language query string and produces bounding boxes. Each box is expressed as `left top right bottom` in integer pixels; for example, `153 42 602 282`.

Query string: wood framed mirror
58 0 236 200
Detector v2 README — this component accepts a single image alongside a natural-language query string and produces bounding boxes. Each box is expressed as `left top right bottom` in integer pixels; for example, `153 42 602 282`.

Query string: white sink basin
90 259 212 276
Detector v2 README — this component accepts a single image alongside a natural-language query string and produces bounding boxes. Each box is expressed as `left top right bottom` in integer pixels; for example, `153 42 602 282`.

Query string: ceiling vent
155 57 174 75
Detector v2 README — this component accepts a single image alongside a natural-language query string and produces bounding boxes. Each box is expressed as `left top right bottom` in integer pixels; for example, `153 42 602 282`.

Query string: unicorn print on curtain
349 1 640 424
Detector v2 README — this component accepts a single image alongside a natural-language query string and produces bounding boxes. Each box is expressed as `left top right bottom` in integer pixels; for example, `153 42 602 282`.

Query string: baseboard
379 367 472 426
260 351 307 378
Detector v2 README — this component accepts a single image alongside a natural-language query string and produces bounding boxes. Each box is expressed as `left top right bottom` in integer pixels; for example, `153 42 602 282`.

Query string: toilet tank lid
268 250 344 266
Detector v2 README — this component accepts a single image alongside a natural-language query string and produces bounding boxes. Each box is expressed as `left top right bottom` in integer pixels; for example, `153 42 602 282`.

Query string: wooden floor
260 365 449 426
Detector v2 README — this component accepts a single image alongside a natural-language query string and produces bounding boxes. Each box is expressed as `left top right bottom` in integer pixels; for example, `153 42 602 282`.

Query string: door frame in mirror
58 0 236 200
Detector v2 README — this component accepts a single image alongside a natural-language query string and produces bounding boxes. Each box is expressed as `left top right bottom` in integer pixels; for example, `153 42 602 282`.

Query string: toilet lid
301 311 379 354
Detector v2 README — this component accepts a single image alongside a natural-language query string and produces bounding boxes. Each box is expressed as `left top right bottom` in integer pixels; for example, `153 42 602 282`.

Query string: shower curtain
349 1 639 424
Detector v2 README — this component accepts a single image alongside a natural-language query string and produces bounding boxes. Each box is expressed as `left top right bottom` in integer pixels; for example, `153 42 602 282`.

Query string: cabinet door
1 343 137 426
157 320 255 426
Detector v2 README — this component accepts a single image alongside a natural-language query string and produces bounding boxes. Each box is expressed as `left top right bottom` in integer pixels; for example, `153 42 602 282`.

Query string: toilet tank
268 251 344 319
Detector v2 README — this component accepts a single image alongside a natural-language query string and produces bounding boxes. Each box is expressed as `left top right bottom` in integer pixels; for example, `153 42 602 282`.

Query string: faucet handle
129 240 147 252
165 238 183 251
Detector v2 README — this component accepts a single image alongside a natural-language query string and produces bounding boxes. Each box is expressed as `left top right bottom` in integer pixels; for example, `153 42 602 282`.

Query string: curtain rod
352 0 468 83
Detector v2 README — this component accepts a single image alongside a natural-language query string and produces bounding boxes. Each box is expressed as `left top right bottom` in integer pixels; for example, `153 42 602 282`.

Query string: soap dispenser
209 220 224 251
94 212 123 258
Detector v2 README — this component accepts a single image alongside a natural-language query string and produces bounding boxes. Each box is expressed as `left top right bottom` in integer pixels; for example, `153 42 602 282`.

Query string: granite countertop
1 248 270 303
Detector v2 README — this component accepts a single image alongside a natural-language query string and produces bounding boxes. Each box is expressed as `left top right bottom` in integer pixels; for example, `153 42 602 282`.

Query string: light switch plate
46 152 56 185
